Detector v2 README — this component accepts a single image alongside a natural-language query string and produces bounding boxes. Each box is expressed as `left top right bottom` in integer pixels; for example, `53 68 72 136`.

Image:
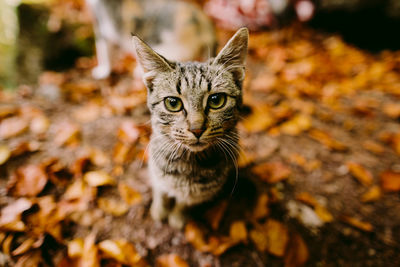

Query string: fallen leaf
30 115 50 135
118 120 141 144
241 106 275 133
97 197 129 216
296 192 333 223
89 147 110 167
73 102 101 123
68 238 84 258
380 171 400 192
340 216 373 232
207 235 238 256
0 198 33 231
79 233 100 267
361 185 382 202
113 142 135 164
0 117 29 139
284 233 309 267
280 114 312 136
0 144 11 165
12 237 36 256
204 200 228 230
253 193 270 220
2 234 13 255
11 164 48 197
156 254 189 267
118 182 142 205
250 219 289 257
346 162 373 186
53 121 80 147
308 129 347 151
14 250 42 267
98 239 143 265
84 170 115 187
383 102 400 118
252 162 291 183
184 221 209 252
362 140 385 155
229 221 247 243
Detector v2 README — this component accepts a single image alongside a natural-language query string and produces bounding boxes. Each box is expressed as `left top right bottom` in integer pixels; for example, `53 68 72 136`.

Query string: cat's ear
212 27 248 85
132 35 173 90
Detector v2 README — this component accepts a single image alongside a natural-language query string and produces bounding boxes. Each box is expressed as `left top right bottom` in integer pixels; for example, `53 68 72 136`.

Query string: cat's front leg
168 201 187 229
92 38 111 79
150 188 170 221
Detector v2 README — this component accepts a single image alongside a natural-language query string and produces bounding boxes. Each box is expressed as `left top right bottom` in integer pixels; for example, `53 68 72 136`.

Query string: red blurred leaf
380 171 400 192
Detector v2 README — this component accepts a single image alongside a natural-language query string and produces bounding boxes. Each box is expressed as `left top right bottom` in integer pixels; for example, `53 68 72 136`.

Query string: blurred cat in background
86 0 216 79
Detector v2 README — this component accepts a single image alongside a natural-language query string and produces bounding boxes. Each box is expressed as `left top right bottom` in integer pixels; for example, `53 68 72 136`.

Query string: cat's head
133 28 248 152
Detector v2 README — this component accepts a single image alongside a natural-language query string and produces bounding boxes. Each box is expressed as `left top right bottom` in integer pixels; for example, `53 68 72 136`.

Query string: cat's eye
208 93 227 109
164 97 183 112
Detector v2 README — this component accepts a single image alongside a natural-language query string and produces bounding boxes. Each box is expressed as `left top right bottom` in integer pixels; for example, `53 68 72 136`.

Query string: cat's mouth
186 141 209 152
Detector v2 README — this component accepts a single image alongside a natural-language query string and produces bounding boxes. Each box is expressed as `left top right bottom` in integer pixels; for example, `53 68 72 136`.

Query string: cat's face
133 28 248 152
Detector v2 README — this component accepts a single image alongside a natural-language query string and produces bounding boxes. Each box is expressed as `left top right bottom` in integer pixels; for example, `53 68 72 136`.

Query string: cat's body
133 28 248 228
86 0 216 79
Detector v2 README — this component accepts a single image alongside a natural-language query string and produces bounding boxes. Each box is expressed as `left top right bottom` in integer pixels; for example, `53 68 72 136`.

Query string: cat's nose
189 127 205 139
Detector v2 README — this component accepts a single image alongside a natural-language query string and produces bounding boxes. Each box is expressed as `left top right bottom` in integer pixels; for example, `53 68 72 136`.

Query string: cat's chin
185 142 209 152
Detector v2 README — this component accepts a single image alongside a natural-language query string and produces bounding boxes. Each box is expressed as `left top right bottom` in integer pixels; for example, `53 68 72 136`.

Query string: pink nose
190 128 205 138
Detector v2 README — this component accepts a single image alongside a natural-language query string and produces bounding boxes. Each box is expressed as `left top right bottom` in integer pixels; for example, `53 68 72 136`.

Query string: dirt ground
1 23 400 266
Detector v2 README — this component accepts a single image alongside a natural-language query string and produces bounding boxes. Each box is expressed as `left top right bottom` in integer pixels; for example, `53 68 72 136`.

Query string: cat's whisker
217 137 239 196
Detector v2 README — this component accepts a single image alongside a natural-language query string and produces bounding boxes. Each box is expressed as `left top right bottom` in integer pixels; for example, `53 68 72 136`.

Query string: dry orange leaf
0 117 29 139
0 145 11 165
361 185 381 202
308 129 347 151
380 171 400 192
12 164 48 197
284 233 309 267
97 197 129 216
340 216 373 232
253 193 270 220
68 238 84 258
84 170 115 187
30 115 50 135
118 182 142 205
204 200 228 230
241 106 275 133
383 102 400 118
280 114 312 136
98 239 144 265
113 142 134 164
184 221 209 252
14 250 42 267
79 233 100 267
229 221 247 243
250 219 289 257
252 161 291 183
12 237 36 256
346 162 373 186
296 192 333 223
118 120 141 144
156 254 189 267
362 140 385 155
0 198 32 231
53 121 80 147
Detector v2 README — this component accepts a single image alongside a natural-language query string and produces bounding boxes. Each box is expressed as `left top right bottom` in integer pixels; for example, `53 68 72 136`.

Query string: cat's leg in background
168 201 187 229
150 188 170 221
92 37 111 79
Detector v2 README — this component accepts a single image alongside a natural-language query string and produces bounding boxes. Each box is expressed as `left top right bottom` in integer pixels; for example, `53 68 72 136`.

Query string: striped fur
133 28 248 228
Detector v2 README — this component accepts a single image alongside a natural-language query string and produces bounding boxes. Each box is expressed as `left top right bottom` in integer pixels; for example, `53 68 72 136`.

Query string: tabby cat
133 28 248 228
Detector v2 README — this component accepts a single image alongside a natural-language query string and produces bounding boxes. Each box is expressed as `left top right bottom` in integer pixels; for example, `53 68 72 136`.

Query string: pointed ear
132 35 173 90
213 27 249 85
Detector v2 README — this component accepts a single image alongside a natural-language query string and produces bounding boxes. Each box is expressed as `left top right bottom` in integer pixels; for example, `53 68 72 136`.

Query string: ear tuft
132 36 173 90
213 27 249 86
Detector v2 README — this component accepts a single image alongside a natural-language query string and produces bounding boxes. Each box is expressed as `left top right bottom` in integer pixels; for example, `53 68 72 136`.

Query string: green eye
164 97 183 112
208 93 227 109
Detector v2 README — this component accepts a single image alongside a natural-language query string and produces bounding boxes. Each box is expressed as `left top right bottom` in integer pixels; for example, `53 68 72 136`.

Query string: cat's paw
150 202 168 221
92 65 110 79
168 211 186 229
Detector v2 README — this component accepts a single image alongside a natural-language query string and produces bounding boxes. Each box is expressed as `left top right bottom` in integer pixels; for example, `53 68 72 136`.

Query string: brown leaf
280 114 312 136
0 144 11 165
346 162 373 186
0 117 29 139
362 140 385 155
118 120 141 144
284 233 309 267
184 221 209 252
253 193 270 220
241 106 275 133
361 185 382 202
229 221 247 243
11 164 48 197
308 129 347 151
383 102 400 118
204 200 228 230
0 198 32 231
252 162 291 183
118 182 142 205
380 171 400 192
73 103 101 123
113 142 134 164
79 233 100 267
84 170 115 187
296 192 333 223
30 115 50 135
98 239 143 265
156 254 189 267
250 219 289 257
68 238 84 258
14 250 42 267
340 216 373 232
97 197 129 216
53 121 80 147
12 237 36 256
